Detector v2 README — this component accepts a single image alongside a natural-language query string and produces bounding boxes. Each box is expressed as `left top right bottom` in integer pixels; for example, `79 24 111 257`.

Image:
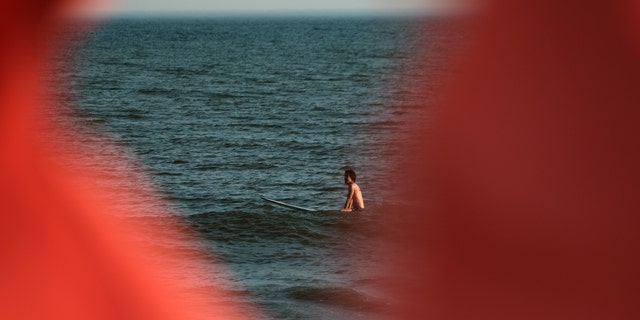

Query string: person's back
341 169 364 212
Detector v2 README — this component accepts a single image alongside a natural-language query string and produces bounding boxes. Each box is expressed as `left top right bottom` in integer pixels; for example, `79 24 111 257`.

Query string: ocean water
48 15 459 319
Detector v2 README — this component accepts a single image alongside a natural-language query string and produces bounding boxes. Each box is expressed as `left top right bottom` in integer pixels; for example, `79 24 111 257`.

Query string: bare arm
341 184 355 212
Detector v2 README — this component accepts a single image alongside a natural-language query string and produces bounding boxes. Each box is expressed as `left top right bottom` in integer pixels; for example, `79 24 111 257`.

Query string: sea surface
47 15 461 319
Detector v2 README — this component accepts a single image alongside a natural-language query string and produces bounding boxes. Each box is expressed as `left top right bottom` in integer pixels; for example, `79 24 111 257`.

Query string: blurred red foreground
394 0 640 319
0 1 256 319
1 0 639 319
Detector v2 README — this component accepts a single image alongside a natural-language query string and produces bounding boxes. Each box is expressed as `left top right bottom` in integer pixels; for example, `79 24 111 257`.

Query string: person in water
341 169 364 212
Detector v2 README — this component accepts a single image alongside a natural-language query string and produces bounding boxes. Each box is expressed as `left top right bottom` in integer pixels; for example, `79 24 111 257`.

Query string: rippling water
48 15 460 319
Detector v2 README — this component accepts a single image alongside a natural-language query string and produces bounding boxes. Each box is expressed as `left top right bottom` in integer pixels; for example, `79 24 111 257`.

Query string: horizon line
69 7 464 19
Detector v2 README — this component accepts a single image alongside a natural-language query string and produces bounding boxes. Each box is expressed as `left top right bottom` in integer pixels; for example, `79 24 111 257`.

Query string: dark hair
344 169 357 182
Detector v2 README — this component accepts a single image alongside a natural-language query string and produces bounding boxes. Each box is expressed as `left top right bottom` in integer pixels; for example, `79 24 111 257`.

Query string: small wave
346 73 372 83
245 76 277 84
195 164 219 171
187 210 332 245
310 105 328 112
157 66 209 76
319 186 342 192
102 60 144 68
242 122 284 129
371 119 403 127
83 117 106 124
156 171 183 176
207 92 240 99
284 286 382 310
120 112 145 120
137 87 177 95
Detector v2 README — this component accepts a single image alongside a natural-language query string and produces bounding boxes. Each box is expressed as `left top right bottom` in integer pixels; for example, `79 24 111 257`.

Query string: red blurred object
391 0 640 319
0 1 256 319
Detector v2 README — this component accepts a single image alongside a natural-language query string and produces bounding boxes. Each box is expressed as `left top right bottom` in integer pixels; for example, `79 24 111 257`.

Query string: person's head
344 169 357 184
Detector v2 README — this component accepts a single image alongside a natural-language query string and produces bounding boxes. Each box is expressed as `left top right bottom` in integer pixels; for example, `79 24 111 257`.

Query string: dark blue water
49 15 457 319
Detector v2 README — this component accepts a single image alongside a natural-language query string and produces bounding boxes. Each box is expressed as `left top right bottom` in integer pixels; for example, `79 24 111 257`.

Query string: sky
96 0 463 15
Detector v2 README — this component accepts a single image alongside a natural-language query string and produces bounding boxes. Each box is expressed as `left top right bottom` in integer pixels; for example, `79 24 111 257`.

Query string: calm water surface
48 15 461 319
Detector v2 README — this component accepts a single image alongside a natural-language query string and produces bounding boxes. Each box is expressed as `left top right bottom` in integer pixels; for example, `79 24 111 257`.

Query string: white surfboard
261 196 317 212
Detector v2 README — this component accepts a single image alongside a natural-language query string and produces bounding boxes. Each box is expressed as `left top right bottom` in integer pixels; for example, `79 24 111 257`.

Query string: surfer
341 169 364 212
